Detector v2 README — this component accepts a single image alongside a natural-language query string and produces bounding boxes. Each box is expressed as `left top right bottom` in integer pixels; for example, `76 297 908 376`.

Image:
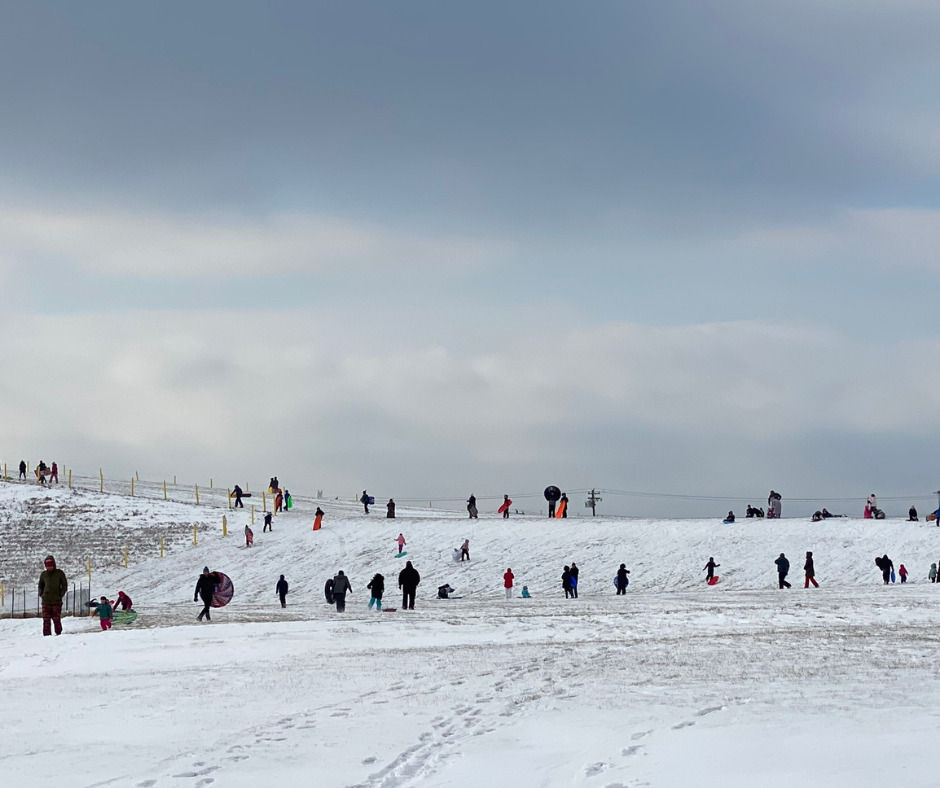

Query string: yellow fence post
195 484 200 505
174 475 177 485
193 525 198 546
99 469 104 493
210 478 213 489
1 582 4 607
87 558 92 585
263 490 267 512
123 547 128 569
163 480 167 500
68 469 72 488
131 478 135 496
136 470 139 481
160 536 164 558
251 504 255 525
222 515 228 537
227 490 233 510
3 462 6 479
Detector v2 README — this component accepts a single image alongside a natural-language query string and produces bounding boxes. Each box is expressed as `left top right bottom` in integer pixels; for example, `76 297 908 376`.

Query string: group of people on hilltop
355 491 518 519
17 459 58 485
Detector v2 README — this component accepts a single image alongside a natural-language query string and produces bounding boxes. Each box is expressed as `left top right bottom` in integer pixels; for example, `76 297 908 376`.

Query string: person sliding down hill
616 564 630 595
804 552 819 588
703 557 719 582
775 553 791 589
723 511 735 523
437 583 455 599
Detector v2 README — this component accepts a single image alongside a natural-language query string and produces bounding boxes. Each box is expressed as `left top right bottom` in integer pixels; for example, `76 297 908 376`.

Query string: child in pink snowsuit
396 534 406 554
899 564 908 583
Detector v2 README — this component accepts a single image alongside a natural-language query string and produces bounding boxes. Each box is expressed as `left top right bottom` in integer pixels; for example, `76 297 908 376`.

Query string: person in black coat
562 566 573 599
616 564 630 595
774 553 791 589
276 575 289 608
570 562 580 598
233 484 244 508
387 499 396 518
398 561 421 610
877 554 893 585
560 492 569 518
264 511 273 533
467 494 478 519
909 506 919 521
194 567 220 621
703 557 719 581
367 573 385 610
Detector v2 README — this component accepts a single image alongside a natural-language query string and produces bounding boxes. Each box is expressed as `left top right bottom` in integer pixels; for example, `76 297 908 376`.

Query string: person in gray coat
332 571 352 612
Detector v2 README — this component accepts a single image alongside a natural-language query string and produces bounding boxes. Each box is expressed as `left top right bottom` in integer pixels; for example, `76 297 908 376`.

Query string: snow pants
234 497 243 508
804 575 818 588
335 593 346 613
505 588 512 598
42 604 62 636
279 594 287 608
461 548 469 561
100 618 112 631
402 588 416 609
368 597 383 610
198 599 212 621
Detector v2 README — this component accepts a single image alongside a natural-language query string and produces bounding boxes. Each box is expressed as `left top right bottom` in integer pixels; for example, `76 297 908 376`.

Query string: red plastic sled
707 576 720 586
498 499 513 514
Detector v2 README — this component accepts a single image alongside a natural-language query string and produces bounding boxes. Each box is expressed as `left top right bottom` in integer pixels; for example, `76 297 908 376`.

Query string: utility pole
585 488 602 517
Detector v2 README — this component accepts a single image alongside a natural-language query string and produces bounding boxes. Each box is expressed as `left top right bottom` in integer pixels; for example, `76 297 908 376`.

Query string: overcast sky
2 1 939 517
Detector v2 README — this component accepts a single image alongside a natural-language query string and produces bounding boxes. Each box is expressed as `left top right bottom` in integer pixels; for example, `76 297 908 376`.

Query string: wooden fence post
195 484 200 505
193 525 198 546
131 478 135 496
174 475 177 485
263 490 267 512
210 478 213 489
251 504 255 525
123 547 128 568
68 469 72 488
222 515 228 537
227 490 233 510
136 470 139 481
99 469 104 493
160 536 164 558
163 480 167 500
87 558 92 584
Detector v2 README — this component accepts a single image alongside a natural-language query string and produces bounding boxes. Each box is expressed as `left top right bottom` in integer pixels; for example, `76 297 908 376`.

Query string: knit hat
203 566 210 573
44 555 56 569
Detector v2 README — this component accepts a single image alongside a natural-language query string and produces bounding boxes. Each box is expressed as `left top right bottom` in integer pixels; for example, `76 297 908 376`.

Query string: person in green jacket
38 555 68 636
92 597 113 631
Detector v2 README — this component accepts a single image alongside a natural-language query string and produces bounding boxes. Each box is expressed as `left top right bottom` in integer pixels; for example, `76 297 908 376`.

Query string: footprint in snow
621 745 645 756
672 721 695 730
630 730 652 741
585 762 609 776
695 705 725 716
362 757 377 765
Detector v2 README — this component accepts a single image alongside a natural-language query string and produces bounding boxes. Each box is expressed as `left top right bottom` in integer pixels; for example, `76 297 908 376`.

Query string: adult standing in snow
460 539 470 562
876 554 893 585
37 555 67 636
703 557 719 582
502 494 511 519
570 562 580 598
560 492 569 518
276 575 289 608
361 490 370 514
387 499 396 518
804 551 819 588
232 484 244 508
467 494 478 519
264 511 273 533
503 568 514 598
332 571 352 612
398 561 420 610
775 553 791 589
194 567 220 622
18 459 26 480
562 566 573 598
616 564 630 594
367 573 385 610
275 489 284 514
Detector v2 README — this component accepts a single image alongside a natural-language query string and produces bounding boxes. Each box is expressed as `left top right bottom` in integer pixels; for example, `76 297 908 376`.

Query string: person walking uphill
361 491 371 514
804 552 819 588
38 555 67 636
398 561 420 610
367 573 385 611
775 553 791 589
703 557 720 582
194 567 220 622
233 484 245 508
503 568 515 598
876 554 894 585
332 571 352 612
276 575 289 608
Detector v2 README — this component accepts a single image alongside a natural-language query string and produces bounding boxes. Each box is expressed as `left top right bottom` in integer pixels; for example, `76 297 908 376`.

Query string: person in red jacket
50 461 59 484
114 591 133 610
503 568 514 598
